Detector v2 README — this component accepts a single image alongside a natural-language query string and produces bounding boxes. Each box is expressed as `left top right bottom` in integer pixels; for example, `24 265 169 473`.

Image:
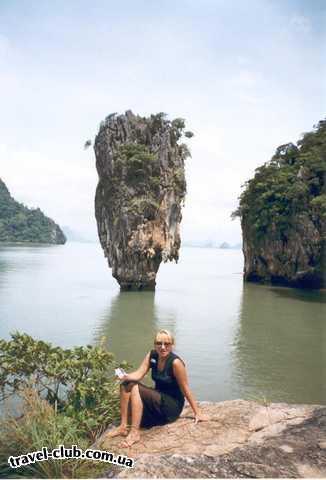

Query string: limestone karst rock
234 120 326 288
94 111 190 290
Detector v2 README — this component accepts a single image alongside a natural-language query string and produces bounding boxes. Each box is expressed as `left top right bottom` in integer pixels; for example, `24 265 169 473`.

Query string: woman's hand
194 412 210 424
115 371 130 382
120 352 151 383
173 360 209 425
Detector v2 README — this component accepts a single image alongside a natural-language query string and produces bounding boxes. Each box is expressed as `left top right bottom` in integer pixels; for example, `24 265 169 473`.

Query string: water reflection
232 282 325 404
0 257 10 281
94 291 162 367
269 286 326 304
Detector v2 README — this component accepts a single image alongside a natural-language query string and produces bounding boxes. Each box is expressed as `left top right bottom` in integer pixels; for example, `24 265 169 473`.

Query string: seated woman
109 329 208 447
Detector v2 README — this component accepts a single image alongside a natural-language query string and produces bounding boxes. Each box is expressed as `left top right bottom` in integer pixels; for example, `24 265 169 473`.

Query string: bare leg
107 384 130 438
121 384 143 447
120 383 131 427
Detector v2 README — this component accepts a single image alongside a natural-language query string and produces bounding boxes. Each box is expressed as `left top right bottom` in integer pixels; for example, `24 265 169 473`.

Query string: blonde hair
154 329 175 345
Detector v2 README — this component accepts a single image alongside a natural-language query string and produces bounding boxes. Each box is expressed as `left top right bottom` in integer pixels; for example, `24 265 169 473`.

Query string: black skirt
122 381 184 428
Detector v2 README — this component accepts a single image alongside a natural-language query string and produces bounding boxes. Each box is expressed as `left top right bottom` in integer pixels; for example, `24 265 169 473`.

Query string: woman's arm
122 352 151 382
173 359 209 423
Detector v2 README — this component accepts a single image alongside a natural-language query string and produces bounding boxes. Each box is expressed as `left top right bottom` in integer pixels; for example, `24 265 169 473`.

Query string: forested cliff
234 120 326 288
0 178 66 244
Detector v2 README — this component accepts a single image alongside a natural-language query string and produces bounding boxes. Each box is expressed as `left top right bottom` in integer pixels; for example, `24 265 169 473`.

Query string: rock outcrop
0 178 66 244
94 111 190 290
234 120 326 288
98 401 326 478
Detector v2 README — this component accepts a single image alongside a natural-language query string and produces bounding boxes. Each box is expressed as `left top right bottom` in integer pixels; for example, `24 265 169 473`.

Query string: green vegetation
116 144 159 184
84 139 92 149
0 390 101 478
173 168 186 192
0 333 123 438
0 179 66 244
148 113 192 139
233 120 326 239
113 144 161 207
0 333 126 477
113 142 188 195
184 131 194 139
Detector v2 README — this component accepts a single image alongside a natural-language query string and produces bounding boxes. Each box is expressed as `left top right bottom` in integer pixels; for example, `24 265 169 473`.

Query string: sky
0 0 325 245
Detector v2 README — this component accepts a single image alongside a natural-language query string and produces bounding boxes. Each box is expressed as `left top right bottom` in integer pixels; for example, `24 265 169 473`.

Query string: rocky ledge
94 111 191 290
98 400 326 478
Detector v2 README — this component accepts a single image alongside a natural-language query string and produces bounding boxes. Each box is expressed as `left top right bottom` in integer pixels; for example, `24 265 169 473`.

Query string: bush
0 333 126 439
0 389 104 478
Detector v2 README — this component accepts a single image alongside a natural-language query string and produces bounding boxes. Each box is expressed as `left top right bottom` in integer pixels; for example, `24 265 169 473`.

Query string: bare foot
120 428 141 447
106 424 128 438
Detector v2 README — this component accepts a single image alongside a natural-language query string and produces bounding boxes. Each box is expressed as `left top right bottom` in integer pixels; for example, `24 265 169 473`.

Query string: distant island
219 241 242 250
62 226 94 243
182 241 242 249
0 178 66 244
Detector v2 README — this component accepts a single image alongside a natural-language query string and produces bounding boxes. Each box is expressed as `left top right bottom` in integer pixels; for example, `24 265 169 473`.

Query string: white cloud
289 14 311 34
231 69 262 89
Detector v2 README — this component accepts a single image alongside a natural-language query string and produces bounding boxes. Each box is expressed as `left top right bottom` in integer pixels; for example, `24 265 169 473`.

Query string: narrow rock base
119 281 156 291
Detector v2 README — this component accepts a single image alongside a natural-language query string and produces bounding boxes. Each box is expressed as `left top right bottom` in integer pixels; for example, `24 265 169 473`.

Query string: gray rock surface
94 111 189 290
242 212 324 289
98 400 326 478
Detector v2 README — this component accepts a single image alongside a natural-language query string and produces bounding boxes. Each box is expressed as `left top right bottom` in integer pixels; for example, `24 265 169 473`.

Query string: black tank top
149 350 185 406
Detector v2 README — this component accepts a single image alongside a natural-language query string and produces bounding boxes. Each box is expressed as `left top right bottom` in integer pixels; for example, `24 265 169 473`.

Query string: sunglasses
155 341 172 347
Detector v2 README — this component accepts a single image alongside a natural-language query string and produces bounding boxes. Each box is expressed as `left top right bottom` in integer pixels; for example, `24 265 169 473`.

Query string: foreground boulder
94 111 190 290
233 120 326 288
98 400 326 478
